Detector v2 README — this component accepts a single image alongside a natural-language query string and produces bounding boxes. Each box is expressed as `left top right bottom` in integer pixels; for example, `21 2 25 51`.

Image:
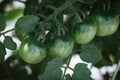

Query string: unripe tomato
94 11 119 36
47 35 74 59
19 38 46 64
72 16 97 44
15 15 39 41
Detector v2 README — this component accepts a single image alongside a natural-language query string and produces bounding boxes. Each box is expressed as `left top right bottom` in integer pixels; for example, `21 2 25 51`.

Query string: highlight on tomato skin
19 38 47 64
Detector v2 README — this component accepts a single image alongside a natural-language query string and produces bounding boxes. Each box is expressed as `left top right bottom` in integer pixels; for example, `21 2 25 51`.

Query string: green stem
37 13 47 19
62 55 73 80
62 66 74 71
55 19 61 36
43 0 77 22
55 18 64 36
0 28 14 36
111 59 120 80
57 26 61 36
41 26 46 43
14 0 25 3
46 4 57 11
66 1 85 22
107 0 111 10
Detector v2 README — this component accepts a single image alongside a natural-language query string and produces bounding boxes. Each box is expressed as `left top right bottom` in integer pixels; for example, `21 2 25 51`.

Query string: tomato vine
0 0 120 80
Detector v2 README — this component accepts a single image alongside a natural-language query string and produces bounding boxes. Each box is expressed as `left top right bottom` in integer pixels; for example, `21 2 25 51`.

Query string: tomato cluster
15 10 120 64
68 11 119 44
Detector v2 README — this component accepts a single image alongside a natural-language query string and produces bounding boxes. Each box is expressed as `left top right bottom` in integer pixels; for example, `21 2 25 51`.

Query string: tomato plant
0 0 120 80
19 37 47 64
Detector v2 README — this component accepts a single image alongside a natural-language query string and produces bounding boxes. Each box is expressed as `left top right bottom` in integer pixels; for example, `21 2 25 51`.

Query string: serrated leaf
0 41 6 63
65 74 72 80
0 14 6 31
39 58 63 80
72 63 93 80
15 15 39 40
80 44 102 64
4 36 17 50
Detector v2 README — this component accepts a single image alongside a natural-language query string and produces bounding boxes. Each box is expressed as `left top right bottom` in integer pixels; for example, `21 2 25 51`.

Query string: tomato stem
43 0 77 22
111 59 120 80
55 18 62 36
0 28 14 36
41 26 46 43
14 0 25 3
62 66 74 71
62 54 73 79
107 0 111 10
46 4 57 11
37 14 47 19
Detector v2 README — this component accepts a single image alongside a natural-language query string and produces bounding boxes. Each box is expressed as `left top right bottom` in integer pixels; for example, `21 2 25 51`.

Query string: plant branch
62 54 73 80
62 66 74 71
46 4 57 11
37 14 47 19
0 28 14 36
43 0 78 22
14 0 25 3
111 59 120 80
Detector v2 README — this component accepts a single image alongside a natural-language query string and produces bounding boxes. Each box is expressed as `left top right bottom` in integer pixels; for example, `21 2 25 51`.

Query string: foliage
0 0 120 80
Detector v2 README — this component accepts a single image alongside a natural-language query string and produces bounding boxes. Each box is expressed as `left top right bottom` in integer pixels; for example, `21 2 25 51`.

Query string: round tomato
72 16 97 44
94 11 119 36
15 15 39 41
47 35 74 59
19 38 46 64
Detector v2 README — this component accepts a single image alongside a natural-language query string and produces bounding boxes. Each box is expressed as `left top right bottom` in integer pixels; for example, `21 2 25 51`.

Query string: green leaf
80 44 102 64
0 14 6 31
94 55 113 68
72 63 92 80
0 41 6 63
4 36 17 50
4 8 23 20
97 34 120 62
15 15 39 40
65 74 72 80
98 35 120 53
38 57 63 80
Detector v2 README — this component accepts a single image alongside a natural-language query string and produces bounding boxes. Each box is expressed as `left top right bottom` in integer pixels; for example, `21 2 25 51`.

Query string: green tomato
47 35 74 59
19 38 46 64
15 15 39 41
94 11 119 36
72 17 97 44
